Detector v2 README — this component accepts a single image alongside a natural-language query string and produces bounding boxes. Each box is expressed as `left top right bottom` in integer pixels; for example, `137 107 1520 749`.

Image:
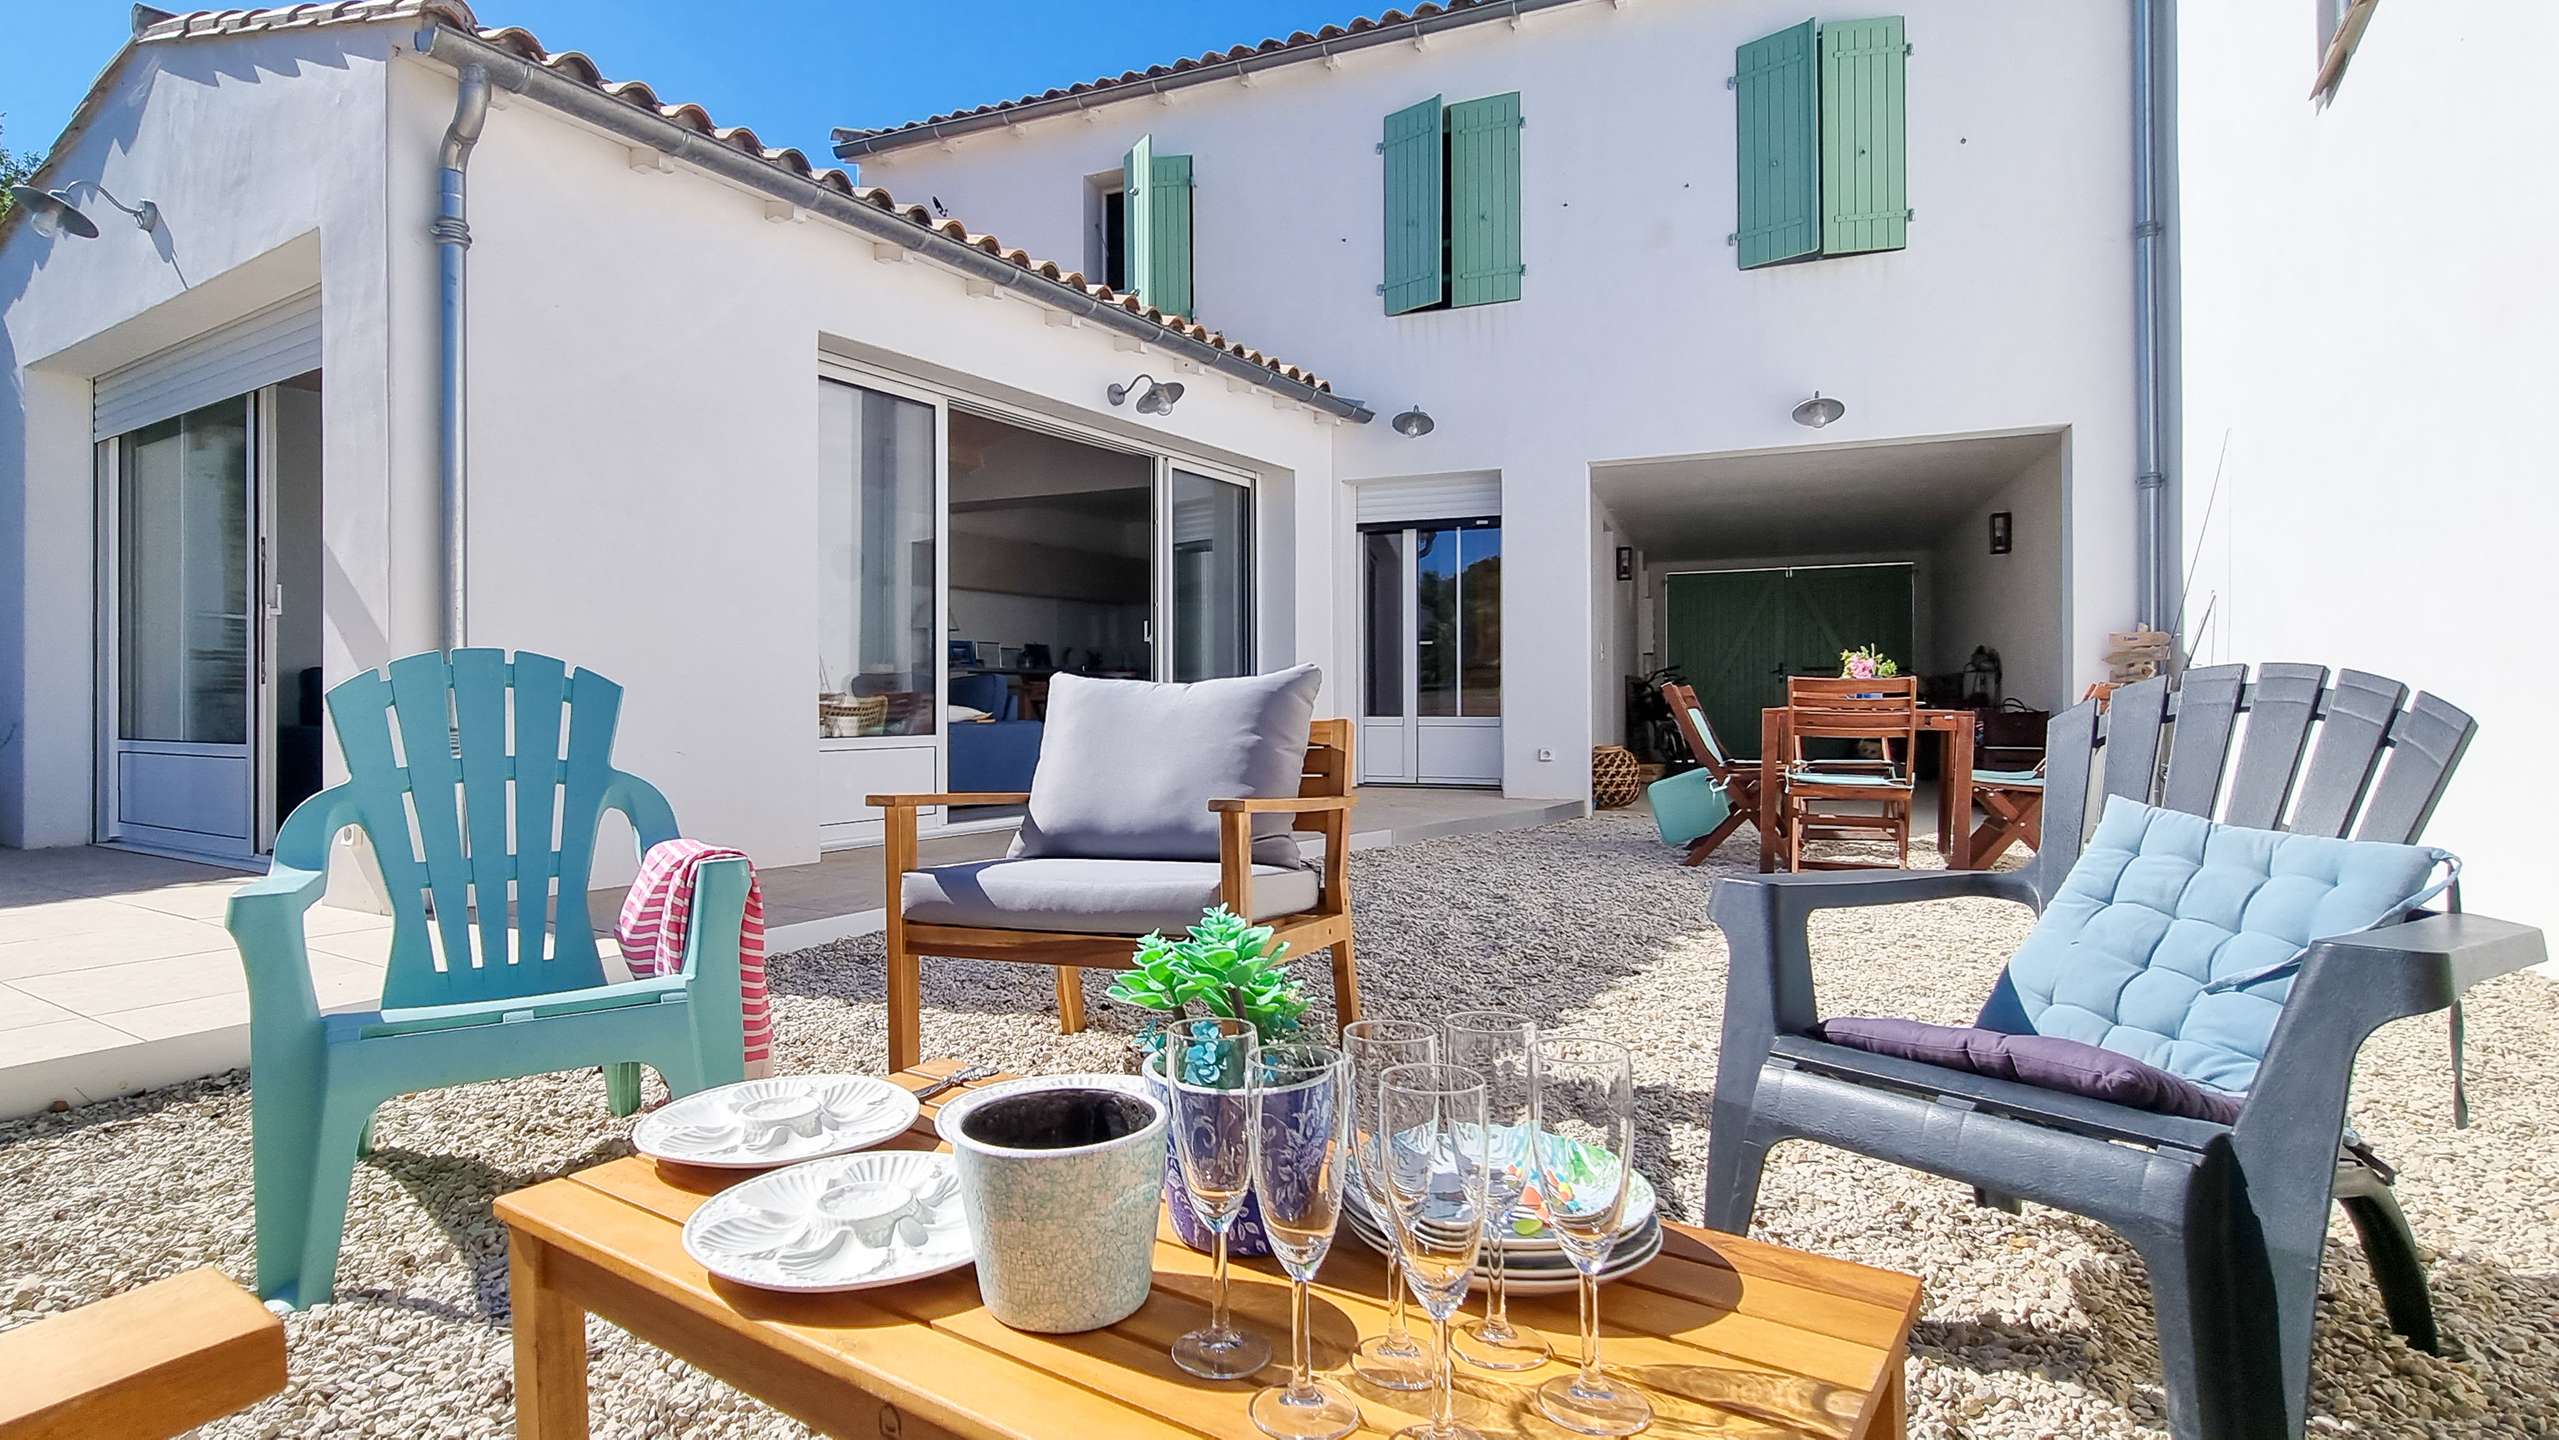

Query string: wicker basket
1591 745 1643 809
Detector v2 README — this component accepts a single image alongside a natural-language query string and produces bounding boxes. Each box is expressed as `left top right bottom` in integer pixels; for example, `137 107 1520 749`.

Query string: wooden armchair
0 1268 285 1440
870 719 1359 1072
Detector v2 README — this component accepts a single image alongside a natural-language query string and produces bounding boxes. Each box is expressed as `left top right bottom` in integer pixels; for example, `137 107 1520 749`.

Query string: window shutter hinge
1905 42 1915 56
1725 75 1736 90
1375 283 1386 295
1725 232 1737 246
1374 141 1385 154
1906 208 1916 222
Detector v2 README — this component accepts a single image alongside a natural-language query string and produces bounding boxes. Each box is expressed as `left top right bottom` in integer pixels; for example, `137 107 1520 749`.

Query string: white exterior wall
384 55 1340 875
1 26 1340 875
861 0 2142 799
0 29 407 849
2174 3 2558 931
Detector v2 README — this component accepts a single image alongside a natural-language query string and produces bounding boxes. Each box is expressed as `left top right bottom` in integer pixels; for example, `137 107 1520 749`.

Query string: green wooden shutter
1734 20 1820 269
1380 96 1445 315
1821 16 1908 256
1147 151 1194 316
1446 92 1523 307
1122 135 1154 302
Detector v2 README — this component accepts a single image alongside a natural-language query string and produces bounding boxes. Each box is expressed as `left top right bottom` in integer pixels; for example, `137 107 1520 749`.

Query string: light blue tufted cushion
1983 795 2454 1095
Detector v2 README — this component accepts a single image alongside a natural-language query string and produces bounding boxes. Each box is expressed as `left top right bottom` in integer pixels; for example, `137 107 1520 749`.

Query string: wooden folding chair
1781 676 1920 870
1657 681 1761 865
1961 685 2110 867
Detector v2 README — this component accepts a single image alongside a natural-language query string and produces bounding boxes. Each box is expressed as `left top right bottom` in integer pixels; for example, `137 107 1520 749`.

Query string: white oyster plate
683 1151 973 1294
635 1074 921 1169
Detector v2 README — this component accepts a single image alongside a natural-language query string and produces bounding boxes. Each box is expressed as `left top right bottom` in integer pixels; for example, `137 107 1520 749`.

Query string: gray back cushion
1012 665 1324 866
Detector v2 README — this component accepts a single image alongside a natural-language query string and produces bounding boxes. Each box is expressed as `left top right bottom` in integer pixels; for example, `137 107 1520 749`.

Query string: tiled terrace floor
0 786 1579 1116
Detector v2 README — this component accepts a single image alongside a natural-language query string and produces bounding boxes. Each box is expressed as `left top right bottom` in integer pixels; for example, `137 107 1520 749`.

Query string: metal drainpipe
434 64 491 653
2131 0 2169 630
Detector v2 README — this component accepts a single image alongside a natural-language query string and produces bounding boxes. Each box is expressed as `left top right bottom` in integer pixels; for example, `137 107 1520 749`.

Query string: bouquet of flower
1839 645 1900 681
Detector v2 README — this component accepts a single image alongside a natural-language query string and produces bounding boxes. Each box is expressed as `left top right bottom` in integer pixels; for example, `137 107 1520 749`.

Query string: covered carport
1591 428 2070 781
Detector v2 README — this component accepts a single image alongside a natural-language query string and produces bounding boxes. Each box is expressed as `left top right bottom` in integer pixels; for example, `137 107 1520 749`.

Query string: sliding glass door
1167 468 1251 681
816 374 944 848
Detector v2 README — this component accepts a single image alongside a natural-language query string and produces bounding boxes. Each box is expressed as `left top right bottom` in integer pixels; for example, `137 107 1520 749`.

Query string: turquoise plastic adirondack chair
224 649 747 1308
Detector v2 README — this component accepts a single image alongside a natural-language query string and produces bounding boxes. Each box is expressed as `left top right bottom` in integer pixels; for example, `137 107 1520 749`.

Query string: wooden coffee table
497 1059 1922 1439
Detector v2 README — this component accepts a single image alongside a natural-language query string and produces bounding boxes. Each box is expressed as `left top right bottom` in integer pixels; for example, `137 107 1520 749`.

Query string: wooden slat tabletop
496 1060 1922 1440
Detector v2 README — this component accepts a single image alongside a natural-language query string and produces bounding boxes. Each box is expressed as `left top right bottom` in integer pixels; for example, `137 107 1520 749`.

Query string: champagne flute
1529 1036 1651 1437
1344 1018 1437 1391
1443 1010 1552 1371
1248 1042 1362 1440
1378 1061 1492 1440
1163 1017 1273 1381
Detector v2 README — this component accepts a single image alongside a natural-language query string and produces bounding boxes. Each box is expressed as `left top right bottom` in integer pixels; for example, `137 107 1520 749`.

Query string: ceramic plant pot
1146 1050 1333 1258
941 1074 1167 1333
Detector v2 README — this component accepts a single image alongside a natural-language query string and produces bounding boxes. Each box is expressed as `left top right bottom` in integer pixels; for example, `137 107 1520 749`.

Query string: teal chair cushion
1649 767 1731 847
1983 795 2453 1093
1681 706 1732 767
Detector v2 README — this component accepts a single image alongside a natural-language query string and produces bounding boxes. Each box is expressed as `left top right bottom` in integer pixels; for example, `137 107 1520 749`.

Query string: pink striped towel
616 838 772 1078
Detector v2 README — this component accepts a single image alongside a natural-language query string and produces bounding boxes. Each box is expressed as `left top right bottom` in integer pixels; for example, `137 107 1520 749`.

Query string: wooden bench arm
1207 795 1356 814
866 792 1030 809
0 1267 285 1440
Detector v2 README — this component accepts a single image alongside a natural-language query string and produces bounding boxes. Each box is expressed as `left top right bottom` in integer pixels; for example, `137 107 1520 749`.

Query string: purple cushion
1809 1017 2244 1125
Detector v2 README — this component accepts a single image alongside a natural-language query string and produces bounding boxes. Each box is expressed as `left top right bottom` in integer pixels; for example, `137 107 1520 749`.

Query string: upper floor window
1380 92 1524 315
1732 16 1908 269
1088 135 1195 315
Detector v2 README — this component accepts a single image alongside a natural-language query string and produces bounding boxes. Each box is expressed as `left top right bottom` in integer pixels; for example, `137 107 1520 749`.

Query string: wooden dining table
1758 706 1979 872
498 1058 1924 1440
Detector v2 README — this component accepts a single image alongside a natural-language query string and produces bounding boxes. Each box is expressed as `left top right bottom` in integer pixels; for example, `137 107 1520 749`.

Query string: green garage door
1663 564 1914 759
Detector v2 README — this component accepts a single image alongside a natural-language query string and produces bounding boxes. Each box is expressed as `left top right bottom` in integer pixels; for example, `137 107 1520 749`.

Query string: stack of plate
1341 1158 1662 1296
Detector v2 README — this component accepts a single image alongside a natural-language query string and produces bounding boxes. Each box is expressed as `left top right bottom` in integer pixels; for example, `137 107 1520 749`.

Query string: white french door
98 391 269 858
1358 519 1503 785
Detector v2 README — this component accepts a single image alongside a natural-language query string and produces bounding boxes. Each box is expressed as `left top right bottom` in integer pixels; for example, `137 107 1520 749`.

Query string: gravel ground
2 809 2554 1437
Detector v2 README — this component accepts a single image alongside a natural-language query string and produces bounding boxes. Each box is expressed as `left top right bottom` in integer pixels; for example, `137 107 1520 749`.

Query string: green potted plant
1109 906 1315 1256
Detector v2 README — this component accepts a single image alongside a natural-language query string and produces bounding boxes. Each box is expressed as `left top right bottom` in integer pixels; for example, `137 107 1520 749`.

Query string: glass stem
1577 1270 1603 1390
1211 1225 1233 1337
1386 1251 1411 1342
1290 1275 1313 1392
1432 1315 1455 1432
1485 1228 1511 1325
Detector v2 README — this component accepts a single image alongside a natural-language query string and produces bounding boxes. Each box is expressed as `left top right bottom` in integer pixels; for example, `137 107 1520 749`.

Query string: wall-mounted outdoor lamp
1989 510 2014 554
1391 405 1436 437
7 180 161 241
1107 373 1185 415
1791 392 1845 429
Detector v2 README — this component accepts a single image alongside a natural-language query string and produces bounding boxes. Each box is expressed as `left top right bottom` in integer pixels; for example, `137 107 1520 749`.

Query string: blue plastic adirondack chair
224 649 747 1308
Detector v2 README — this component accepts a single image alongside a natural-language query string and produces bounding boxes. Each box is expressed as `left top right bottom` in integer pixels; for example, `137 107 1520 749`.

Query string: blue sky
2 1 1369 170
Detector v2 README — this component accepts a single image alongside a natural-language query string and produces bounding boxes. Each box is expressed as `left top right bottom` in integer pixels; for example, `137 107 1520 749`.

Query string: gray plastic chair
1704 664 2545 1440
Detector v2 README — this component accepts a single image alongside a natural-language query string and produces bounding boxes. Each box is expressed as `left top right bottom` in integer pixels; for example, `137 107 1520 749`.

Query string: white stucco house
2 0 2547 930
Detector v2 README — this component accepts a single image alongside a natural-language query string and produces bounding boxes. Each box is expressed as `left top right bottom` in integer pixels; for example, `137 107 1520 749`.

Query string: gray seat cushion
1012 666 1323 867
901 857 1322 934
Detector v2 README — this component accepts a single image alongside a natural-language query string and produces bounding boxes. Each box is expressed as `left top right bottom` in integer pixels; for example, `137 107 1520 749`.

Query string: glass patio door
105 394 261 857
1166 468 1252 681
1359 520 1502 785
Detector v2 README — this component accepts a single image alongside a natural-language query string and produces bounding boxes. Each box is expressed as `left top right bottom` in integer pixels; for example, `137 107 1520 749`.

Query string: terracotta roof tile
837 1 1524 146
116 2 1343 397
